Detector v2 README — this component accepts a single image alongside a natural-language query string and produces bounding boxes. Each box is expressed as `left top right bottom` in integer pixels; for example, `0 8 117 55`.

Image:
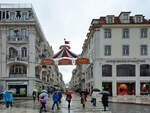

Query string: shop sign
7 82 27 85
106 60 145 63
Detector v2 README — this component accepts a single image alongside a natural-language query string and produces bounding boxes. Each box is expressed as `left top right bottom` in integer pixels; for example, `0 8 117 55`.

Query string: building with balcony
0 4 61 96
81 12 150 96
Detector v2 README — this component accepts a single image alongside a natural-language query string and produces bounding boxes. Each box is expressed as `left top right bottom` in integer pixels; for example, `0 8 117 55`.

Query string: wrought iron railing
9 74 27 78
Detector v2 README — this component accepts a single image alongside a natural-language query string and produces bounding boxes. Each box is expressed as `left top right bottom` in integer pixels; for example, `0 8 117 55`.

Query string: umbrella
0 90 4 94
41 90 47 93
92 88 100 92
66 91 75 95
100 90 110 95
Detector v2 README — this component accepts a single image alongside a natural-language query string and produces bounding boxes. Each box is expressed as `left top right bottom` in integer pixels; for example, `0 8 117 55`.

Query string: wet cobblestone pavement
0 95 111 113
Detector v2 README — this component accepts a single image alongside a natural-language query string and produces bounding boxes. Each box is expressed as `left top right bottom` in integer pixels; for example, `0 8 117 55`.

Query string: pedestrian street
0 95 111 113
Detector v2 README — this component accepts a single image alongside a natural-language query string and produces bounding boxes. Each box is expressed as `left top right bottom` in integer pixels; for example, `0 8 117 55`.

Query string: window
16 11 21 19
140 64 150 76
122 45 129 56
136 16 142 23
123 29 129 38
104 29 111 38
21 29 27 40
117 64 135 76
108 17 113 23
102 65 112 77
21 47 27 57
141 28 147 38
123 14 129 20
8 29 15 40
9 47 18 58
22 12 28 20
9 65 27 74
104 45 111 56
141 45 147 56
10 12 15 20
6 11 9 19
0 11 1 20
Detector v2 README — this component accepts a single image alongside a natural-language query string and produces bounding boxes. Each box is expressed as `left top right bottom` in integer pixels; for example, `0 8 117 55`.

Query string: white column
136 63 140 96
112 63 117 96
28 27 36 78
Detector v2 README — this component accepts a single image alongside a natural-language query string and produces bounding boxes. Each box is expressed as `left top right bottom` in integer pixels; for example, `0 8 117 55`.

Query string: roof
53 45 78 59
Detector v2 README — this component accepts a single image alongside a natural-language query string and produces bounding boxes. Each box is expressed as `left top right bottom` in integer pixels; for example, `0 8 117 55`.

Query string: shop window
140 64 150 76
117 64 135 76
102 65 112 77
140 83 150 95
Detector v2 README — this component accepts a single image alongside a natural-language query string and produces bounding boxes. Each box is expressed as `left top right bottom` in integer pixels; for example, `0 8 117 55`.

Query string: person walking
39 90 48 113
102 94 109 111
58 91 62 104
91 91 99 106
65 92 72 110
37 90 41 102
52 91 59 110
3 90 13 108
32 90 36 103
80 93 86 108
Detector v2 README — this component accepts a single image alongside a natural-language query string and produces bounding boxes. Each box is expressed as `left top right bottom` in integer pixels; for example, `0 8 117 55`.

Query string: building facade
0 4 62 96
81 12 150 96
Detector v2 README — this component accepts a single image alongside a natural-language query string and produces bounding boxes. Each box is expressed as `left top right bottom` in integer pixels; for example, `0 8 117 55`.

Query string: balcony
7 56 28 65
9 74 27 78
7 36 28 44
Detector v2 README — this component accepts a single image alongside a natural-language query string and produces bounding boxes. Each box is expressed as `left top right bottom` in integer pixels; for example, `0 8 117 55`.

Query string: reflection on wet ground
0 96 111 113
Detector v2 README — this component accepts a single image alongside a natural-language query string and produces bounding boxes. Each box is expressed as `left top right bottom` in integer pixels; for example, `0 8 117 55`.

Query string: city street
1 94 150 113
0 95 111 113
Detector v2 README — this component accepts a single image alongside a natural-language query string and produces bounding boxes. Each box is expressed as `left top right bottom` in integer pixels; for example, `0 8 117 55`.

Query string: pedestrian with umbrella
101 91 109 111
32 89 37 103
80 93 86 108
91 88 100 106
65 90 73 110
39 90 48 113
3 90 13 108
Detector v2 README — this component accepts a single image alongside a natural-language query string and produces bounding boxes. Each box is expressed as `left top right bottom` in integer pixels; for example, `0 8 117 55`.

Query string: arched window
9 47 18 58
102 65 112 77
21 47 27 57
140 64 150 76
117 64 135 76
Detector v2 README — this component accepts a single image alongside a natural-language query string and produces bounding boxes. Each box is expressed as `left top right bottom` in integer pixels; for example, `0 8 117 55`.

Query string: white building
82 12 150 96
0 4 62 96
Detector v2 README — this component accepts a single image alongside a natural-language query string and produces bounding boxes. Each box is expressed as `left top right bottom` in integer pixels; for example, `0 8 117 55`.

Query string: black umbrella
100 90 110 95
92 88 100 92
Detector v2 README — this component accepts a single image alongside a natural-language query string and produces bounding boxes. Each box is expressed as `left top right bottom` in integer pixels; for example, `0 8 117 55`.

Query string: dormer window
108 17 113 23
123 14 129 20
136 16 142 23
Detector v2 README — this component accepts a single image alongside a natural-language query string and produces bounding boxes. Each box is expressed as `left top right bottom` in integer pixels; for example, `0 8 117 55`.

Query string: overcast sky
1 0 150 83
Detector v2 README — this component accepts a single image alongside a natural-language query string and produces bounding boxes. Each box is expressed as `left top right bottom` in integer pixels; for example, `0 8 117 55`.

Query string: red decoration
58 59 72 65
75 58 90 64
41 59 55 65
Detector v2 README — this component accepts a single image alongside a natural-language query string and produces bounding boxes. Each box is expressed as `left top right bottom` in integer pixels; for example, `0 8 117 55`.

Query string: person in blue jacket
3 90 13 108
52 91 59 110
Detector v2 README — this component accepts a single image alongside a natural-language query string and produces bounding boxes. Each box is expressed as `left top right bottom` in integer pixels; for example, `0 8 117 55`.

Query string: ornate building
0 4 63 96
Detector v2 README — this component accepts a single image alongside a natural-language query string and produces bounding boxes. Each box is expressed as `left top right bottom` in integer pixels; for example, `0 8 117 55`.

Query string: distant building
0 4 62 96
81 12 150 96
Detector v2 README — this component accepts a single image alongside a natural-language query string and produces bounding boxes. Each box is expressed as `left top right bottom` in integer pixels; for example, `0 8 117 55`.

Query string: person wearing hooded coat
3 91 13 108
39 90 48 113
52 91 59 110
102 94 109 111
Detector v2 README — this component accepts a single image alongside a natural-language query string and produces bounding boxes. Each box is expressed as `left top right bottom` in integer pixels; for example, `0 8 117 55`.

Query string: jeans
93 98 96 106
104 106 106 111
52 101 59 110
40 103 47 113
6 102 12 108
